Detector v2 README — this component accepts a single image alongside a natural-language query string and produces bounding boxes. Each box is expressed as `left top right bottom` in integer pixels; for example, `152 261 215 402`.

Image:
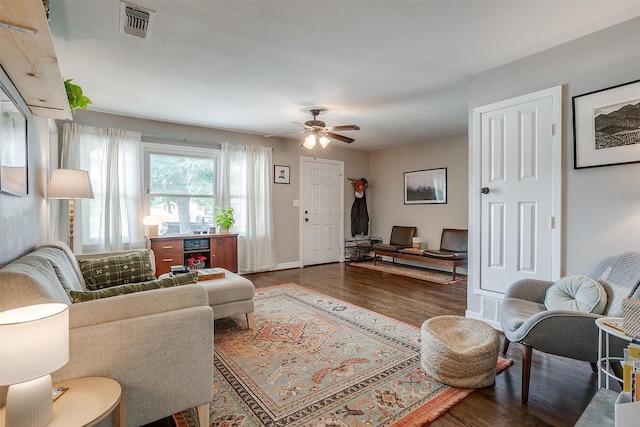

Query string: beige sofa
0 241 213 427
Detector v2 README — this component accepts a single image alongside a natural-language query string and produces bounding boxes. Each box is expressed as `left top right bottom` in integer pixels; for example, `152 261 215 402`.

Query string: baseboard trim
275 261 301 270
465 309 503 331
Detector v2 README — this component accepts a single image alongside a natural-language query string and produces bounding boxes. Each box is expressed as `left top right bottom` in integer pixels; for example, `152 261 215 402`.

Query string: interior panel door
480 96 554 294
301 158 343 266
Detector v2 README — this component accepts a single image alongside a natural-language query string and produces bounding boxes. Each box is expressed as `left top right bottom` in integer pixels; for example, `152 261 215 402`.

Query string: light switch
293 199 300 207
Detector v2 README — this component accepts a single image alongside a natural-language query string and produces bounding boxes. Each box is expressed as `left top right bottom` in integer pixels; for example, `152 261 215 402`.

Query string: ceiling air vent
120 1 155 39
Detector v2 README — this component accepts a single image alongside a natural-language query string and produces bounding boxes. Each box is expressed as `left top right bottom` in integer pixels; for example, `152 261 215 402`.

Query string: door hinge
551 123 556 136
551 216 556 229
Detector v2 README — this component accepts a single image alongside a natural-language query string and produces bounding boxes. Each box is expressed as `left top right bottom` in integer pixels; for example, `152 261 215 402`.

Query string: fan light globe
319 136 331 148
303 134 316 149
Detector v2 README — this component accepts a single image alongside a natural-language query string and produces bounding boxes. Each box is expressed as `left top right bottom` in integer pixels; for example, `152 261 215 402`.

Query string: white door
472 86 562 295
300 157 344 266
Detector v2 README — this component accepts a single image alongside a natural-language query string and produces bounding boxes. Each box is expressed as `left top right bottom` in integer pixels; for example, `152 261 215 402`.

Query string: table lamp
0 303 69 427
48 169 94 253
412 237 422 249
143 215 164 238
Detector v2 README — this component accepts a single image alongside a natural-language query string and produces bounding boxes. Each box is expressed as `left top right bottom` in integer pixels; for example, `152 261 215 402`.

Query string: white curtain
219 142 276 273
58 123 144 253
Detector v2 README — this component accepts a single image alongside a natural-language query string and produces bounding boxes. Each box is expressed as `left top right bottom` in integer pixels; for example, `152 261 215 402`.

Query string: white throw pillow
544 275 607 314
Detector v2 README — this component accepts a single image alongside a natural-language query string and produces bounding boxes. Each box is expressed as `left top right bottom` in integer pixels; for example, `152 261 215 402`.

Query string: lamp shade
0 303 69 386
48 169 94 199
302 134 316 150
143 215 164 226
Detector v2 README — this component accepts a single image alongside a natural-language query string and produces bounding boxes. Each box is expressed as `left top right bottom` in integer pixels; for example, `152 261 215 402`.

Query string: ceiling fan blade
326 125 360 132
326 132 355 143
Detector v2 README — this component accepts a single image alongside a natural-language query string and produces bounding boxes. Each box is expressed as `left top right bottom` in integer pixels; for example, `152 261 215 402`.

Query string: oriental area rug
173 284 510 427
349 261 465 285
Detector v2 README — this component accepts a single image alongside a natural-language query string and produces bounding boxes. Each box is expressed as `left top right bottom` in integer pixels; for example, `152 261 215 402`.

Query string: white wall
0 70 52 267
369 134 468 250
466 17 640 317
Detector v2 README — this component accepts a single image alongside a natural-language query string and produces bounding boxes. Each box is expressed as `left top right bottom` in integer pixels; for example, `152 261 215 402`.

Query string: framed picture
573 79 640 169
274 165 290 184
0 84 28 196
404 167 447 205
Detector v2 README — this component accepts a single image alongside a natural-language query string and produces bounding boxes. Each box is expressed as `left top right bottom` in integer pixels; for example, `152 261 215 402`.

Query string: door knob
305 218 309 222
481 187 490 194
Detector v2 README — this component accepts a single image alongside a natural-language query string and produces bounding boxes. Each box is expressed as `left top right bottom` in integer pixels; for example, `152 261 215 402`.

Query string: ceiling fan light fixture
303 134 316 149
319 136 331 148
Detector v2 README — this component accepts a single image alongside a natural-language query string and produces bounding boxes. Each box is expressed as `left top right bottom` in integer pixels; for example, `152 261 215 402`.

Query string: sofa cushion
69 271 199 302
79 250 156 290
28 244 85 292
0 257 72 311
544 275 607 314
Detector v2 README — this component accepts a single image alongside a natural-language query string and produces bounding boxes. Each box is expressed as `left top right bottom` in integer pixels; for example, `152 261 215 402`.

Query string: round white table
596 317 632 390
0 377 124 427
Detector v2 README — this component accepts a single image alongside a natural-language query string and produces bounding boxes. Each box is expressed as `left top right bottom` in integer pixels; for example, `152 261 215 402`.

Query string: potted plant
64 79 92 113
215 207 236 233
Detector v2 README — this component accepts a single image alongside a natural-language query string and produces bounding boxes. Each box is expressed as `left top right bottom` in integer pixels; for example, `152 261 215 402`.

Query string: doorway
299 157 344 266
471 86 562 297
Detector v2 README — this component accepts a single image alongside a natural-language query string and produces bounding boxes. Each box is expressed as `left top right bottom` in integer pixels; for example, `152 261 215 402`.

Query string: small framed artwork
274 165 290 184
0 84 28 196
573 79 640 169
404 167 447 205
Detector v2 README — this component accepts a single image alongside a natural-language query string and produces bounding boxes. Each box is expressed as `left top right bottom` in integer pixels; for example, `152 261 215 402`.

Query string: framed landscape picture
404 167 447 205
573 79 640 169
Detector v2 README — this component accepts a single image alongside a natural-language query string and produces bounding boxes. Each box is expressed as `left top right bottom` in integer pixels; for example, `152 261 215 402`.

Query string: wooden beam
0 0 72 120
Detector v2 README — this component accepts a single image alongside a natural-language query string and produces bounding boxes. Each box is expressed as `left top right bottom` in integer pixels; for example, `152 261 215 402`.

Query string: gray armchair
500 253 640 403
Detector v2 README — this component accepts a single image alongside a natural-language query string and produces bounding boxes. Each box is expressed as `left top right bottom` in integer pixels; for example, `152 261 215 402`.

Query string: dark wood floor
150 262 607 426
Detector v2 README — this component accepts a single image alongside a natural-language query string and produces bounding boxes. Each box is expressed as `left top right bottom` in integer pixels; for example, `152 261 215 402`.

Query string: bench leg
452 265 457 281
246 312 255 329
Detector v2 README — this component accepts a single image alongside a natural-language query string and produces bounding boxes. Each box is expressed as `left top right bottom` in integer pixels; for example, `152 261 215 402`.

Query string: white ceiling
49 1 640 151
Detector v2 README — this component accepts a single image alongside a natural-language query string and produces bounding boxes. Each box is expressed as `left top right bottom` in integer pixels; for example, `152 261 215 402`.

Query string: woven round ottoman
420 315 500 388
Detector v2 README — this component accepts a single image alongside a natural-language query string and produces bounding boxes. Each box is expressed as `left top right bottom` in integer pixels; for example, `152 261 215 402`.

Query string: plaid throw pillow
69 271 199 302
80 251 156 290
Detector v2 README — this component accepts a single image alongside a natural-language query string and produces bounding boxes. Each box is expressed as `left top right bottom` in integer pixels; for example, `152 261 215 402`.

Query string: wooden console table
150 234 238 275
374 249 467 284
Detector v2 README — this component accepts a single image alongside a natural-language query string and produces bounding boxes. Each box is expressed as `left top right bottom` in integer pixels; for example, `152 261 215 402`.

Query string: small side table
596 317 632 390
0 377 124 427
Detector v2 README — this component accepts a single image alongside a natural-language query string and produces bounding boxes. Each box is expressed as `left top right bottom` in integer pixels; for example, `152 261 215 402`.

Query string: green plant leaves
64 79 92 113
215 207 236 229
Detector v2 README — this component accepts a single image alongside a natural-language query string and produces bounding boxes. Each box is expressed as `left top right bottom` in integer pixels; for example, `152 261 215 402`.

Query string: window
145 145 218 236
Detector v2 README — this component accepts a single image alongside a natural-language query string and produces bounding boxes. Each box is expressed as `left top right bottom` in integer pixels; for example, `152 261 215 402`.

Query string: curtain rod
141 134 222 147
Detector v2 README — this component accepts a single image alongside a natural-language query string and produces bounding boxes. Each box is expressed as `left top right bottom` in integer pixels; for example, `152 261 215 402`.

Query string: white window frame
142 142 220 234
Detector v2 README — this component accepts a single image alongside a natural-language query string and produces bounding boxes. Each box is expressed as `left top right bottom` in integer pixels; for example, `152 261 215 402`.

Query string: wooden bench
373 249 468 284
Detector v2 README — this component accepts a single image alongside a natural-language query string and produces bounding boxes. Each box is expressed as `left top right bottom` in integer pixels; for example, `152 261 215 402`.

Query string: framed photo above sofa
573 79 640 169
0 84 28 196
404 167 447 205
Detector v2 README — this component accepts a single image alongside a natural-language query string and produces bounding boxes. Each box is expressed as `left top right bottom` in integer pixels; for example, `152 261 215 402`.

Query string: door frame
298 156 345 267
470 85 563 298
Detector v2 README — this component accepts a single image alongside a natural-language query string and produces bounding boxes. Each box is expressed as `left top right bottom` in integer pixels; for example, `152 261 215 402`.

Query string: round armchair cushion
544 275 607 314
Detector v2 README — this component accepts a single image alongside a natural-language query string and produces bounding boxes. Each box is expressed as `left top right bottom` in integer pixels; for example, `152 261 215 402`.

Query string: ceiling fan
266 109 360 149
